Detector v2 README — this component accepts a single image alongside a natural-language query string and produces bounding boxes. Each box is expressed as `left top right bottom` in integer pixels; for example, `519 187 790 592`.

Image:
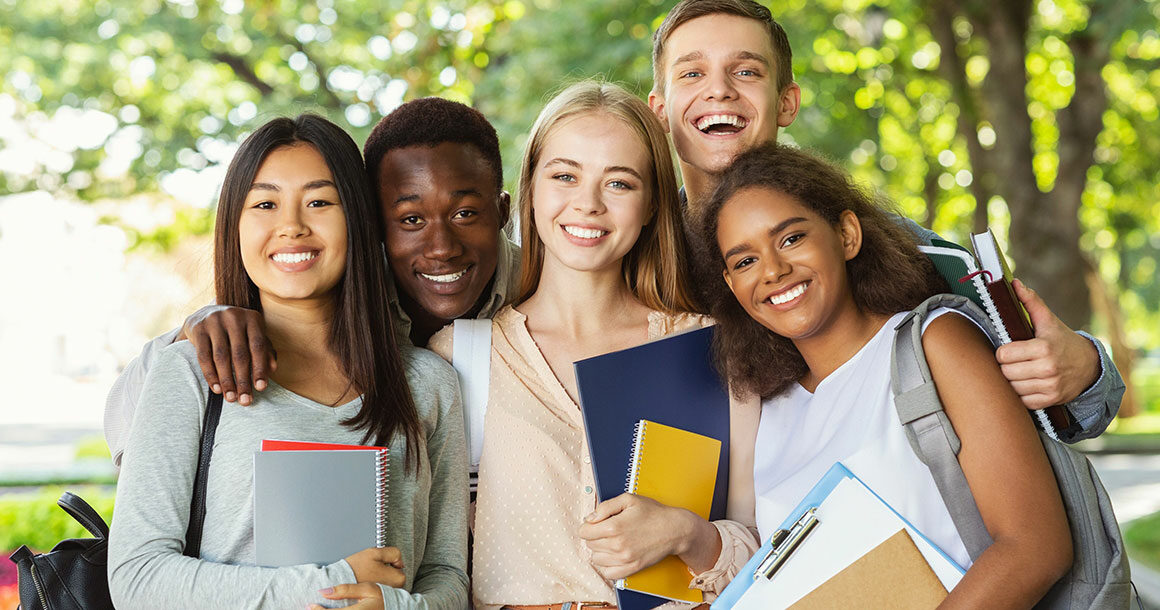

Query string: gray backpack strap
894 295 1134 608
452 319 492 474
890 294 998 562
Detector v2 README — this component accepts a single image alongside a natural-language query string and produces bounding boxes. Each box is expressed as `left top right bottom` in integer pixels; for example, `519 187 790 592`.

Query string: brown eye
733 256 756 270
781 233 805 247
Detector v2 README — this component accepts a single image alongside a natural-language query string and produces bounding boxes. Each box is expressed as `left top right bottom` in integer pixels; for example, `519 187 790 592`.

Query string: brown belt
503 604 616 610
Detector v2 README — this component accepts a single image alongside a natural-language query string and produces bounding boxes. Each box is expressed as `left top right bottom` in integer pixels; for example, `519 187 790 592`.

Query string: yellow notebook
617 419 722 603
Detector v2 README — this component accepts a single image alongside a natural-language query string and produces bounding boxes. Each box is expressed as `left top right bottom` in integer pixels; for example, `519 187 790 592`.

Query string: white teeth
420 269 468 283
696 114 747 132
564 225 608 239
272 251 317 264
768 283 807 305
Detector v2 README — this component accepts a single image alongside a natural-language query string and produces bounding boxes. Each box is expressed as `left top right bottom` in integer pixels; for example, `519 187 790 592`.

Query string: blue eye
608 180 633 190
552 173 577 182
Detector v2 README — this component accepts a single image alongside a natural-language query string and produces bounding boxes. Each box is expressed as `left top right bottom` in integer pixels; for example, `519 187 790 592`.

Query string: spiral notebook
575 325 731 610
918 231 1070 438
253 443 389 567
617 420 722 603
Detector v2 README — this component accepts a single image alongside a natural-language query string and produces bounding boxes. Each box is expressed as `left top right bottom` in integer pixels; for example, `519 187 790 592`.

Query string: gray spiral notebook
252 449 388 567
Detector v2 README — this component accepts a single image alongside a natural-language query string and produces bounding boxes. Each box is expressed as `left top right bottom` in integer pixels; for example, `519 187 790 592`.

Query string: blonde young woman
429 81 759 609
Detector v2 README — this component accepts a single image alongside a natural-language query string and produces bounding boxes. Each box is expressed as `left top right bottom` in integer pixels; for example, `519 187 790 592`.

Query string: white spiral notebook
253 448 388 566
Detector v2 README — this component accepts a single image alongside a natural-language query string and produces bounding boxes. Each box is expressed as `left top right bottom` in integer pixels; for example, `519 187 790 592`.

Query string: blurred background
1 0 1159 605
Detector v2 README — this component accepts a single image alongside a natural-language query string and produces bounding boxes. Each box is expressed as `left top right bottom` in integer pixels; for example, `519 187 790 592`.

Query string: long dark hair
697 143 948 399
213 114 422 470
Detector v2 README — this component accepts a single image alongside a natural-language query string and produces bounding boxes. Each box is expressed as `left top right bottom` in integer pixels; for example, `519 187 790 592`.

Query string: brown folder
789 529 948 610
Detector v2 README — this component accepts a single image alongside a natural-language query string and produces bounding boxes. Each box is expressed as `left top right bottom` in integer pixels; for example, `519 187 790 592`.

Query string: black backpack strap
184 391 223 558
891 294 997 562
57 491 110 539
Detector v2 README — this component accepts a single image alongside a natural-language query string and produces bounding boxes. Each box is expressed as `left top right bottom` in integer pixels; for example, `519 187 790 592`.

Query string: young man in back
579 1 1125 590
645 0 1123 441
104 98 519 466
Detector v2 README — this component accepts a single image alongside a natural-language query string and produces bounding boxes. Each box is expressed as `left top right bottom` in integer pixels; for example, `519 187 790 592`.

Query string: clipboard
711 463 965 610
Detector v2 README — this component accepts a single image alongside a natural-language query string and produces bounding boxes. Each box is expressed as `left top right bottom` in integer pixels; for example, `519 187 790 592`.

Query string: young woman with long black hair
108 114 468 609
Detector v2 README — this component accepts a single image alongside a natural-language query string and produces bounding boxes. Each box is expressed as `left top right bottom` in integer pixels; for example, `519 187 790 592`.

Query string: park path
1089 453 1160 609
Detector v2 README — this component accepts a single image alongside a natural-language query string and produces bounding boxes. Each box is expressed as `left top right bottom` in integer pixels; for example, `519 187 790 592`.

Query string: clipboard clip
754 507 820 581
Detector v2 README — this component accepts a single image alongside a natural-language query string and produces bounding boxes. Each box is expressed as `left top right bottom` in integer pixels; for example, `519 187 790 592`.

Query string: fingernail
585 512 596 522
226 391 236 402
212 384 221 393
318 587 333 595
255 379 267 390
240 394 251 405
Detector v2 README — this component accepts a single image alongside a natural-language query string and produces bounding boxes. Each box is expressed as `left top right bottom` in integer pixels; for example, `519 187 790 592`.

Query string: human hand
578 493 716 580
310 583 385 610
344 546 406 589
995 279 1100 408
183 306 275 406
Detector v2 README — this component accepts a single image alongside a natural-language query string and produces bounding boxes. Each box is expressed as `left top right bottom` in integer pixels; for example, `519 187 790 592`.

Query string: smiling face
717 186 861 343
238 143 348 305
649 14 800 188
530 112 653 277
378 141 508 326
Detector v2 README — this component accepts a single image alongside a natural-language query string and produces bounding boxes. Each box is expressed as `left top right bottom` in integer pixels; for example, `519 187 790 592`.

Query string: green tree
3 0 1158 407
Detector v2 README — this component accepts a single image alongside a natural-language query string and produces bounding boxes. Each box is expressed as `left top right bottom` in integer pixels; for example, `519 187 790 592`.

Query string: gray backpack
890 294 1134 609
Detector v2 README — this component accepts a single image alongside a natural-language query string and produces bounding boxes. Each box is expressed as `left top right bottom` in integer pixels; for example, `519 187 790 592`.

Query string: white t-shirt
752 310 973 569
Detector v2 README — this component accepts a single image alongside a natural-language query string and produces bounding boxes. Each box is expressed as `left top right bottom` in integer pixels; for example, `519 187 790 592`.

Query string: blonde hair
514 80 697 314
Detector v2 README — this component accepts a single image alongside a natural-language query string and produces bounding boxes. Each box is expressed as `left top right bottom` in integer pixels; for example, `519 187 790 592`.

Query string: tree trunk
927 0 997 234
946 0 1096 329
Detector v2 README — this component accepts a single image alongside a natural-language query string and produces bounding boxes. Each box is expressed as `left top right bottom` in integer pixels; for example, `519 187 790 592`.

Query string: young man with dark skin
104 98 519 466
366 98 518 348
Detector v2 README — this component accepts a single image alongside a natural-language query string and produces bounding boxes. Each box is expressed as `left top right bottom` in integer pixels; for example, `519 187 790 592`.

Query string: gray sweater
108 341 469 609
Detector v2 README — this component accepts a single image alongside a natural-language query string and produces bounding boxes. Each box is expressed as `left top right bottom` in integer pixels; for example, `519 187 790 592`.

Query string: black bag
8 492 114 610
8 392 223 609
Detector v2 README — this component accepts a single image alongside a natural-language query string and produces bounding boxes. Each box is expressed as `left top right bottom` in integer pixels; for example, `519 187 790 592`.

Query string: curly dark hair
362 97 503 197
697 143 948 399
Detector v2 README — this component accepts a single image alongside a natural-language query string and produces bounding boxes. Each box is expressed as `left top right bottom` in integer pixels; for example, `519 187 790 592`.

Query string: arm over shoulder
1060 332 1124 442
104 326 182 468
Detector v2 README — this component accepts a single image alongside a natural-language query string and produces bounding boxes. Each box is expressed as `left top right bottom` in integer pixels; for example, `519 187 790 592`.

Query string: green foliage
0 486 116 552
2 0 1158 363
72 436 112 461
1125 510 1160 572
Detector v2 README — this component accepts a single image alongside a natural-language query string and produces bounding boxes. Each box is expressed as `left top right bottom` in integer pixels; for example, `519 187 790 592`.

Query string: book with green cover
918 230 1070 439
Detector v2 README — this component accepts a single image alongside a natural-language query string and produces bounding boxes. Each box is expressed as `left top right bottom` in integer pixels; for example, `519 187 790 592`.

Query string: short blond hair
651 0 794 95
515 80 697 314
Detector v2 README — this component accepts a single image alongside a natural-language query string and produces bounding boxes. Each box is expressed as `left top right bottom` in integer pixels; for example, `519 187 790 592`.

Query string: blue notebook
575 325 731 610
